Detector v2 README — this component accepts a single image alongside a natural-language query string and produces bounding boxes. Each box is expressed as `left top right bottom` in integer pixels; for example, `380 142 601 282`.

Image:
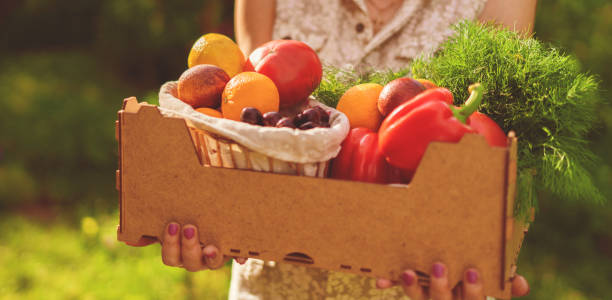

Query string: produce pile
175 33 331 130
171 21 603 221
314 21 605 220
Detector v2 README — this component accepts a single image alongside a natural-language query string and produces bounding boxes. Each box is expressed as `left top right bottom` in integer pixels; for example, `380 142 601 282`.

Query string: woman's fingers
400 270 427 300
202 244 227 270
462 268 484 300
511 274 530 297
180 225 208 272
375 278 394 289
161 222 182 267
429 263 453 300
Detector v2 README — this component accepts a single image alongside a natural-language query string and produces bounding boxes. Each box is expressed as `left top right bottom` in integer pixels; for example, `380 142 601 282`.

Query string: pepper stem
451 83 484 124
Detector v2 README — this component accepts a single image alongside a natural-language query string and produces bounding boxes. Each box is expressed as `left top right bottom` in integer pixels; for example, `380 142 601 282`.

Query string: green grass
0 211 231 300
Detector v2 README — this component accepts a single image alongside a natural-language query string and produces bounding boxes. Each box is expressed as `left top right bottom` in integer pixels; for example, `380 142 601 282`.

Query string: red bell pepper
331 128 403 184
380 87 454 126
378 84 506 172
467 111 508 148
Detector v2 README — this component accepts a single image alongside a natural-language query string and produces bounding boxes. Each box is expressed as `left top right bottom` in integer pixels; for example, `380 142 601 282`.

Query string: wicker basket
187 126 330 178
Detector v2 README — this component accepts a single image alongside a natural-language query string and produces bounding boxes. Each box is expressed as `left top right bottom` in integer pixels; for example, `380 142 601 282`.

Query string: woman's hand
376 262 529 299
135 223 248 272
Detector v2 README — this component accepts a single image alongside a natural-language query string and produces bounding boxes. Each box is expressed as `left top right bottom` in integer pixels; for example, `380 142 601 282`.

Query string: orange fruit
221 72 279 121
195 107 223 118
188 33 245 77
336 83 384 131
177 64 230 108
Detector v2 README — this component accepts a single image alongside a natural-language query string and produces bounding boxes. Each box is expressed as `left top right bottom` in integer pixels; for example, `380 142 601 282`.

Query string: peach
177 64 230 108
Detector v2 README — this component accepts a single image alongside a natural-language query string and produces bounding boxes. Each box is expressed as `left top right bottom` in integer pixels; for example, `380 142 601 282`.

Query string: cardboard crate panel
116 98 527 299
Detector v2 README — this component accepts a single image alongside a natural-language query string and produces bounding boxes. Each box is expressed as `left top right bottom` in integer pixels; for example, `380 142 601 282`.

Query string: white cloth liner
158 81 350 164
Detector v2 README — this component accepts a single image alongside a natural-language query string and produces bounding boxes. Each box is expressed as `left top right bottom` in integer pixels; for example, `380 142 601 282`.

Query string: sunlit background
0 1 610 299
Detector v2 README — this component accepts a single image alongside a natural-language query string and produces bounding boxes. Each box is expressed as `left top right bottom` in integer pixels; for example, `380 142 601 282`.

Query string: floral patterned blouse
229 0 488 299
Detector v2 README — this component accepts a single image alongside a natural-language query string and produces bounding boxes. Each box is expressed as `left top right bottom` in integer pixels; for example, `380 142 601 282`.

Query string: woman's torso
272 0 487 71
230 1 487 299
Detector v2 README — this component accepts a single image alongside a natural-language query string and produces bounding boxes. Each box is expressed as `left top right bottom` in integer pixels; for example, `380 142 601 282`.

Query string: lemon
188 33 245 77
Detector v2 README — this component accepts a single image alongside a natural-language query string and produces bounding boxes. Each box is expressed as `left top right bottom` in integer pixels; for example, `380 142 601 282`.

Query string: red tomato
246 40 322 109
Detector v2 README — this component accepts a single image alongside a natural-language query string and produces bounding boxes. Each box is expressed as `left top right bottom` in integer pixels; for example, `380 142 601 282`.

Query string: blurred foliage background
0 0 610 299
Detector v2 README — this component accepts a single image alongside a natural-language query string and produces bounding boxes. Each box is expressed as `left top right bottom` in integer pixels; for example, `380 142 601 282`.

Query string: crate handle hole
283 252 314 265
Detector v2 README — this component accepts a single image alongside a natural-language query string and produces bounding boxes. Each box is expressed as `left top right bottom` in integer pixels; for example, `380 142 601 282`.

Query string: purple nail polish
467 270 478 284
401 272 415 286
433 263 445 278
168 223 178 236
183 227 195 239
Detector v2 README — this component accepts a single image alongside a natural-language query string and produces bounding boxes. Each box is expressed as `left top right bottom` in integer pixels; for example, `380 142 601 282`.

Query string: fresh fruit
336 83 384 131
221 72 279 121
377 78 426 117
188 33 245 77
276 117 296 128
296 108 321 126
240 107 264 125
177 64 230 108
195 107 223 118
312 106 330 123
260 107 328 129
416 79 437 89
245 40 322 108
298 122 316 130
263 111 283 126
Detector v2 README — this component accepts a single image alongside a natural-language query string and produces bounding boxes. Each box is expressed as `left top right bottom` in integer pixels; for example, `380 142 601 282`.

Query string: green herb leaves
411 21 604 219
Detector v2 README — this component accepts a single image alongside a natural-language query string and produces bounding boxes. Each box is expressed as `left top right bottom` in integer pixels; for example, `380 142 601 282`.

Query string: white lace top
270 0 487 71
229 0 488 299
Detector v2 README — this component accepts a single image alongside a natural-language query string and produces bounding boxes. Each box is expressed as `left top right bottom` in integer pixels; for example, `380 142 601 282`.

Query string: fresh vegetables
331 80 505 183
466 111 508 148
410 21 605 218
315 21 605 220
331 128 402 184
379 84 506 172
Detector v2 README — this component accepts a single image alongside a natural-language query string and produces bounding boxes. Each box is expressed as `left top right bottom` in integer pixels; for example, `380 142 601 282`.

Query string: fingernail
433 263 445 278
183 227 195 239
467 270 478 284
206 251 217 259
401 271 415 286
168 223 178 236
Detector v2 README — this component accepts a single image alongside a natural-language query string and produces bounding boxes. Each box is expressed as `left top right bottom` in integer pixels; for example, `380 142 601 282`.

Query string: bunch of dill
313 21 605 220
